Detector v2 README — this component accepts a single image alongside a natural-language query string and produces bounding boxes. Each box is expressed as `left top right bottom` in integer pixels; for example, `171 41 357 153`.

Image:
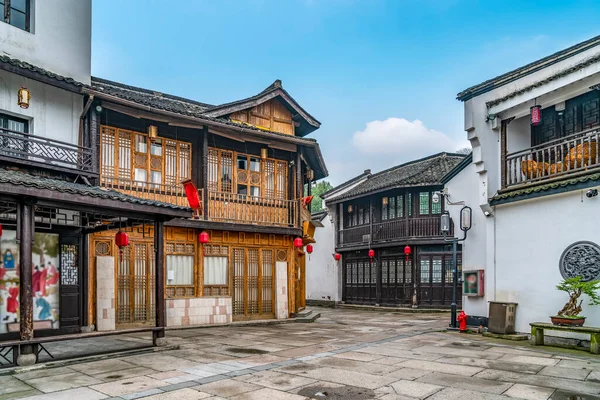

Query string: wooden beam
101 101 173 123
202 127 209 221
166 218 302 236
501 119 508 188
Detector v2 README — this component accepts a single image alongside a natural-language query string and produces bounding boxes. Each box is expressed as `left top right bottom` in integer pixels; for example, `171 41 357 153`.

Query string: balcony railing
0 127 93 173
338 216 451 247
101 176 189 208
505 126 600 189
204 190 299 228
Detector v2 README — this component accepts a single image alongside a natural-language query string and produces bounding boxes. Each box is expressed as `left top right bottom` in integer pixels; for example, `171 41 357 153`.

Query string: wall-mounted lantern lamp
148 125 158 142
382 197 389 206
18 87 31 109
261 148 268 160
347 204 353 213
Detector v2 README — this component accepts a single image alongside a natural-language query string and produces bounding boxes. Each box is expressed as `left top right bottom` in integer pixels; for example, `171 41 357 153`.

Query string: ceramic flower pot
550 316 586 326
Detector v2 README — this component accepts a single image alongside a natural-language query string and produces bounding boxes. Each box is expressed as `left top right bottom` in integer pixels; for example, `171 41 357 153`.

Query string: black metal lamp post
441 206 472 329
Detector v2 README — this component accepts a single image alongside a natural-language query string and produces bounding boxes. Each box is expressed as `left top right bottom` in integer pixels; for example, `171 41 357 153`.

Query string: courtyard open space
1 307 600 400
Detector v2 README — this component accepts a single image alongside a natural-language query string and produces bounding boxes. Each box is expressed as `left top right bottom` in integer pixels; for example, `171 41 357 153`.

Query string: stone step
295 309 321 323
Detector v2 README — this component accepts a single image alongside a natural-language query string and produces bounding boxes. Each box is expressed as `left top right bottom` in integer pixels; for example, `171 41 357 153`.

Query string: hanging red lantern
530 105 542 126
115 230 129 261
294 237 303 249
181 179 201 211
0 223 3 237
334 253 341 261
368 249 375 258
404 245 412 262
306 244 313 254
198 231 210 244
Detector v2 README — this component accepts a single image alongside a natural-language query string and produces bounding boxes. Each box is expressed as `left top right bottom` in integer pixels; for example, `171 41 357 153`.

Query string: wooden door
59 234 82 333
342 255 376 304
380 256 413 306
117 242 155 326
232 248 275 321
294 253 306 313
417 252 462 307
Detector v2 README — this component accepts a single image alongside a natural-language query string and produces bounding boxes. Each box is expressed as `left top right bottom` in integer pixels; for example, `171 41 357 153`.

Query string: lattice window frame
165 240 197 298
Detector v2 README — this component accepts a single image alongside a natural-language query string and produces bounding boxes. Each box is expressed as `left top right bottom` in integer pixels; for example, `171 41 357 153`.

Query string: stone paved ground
3 307 600 399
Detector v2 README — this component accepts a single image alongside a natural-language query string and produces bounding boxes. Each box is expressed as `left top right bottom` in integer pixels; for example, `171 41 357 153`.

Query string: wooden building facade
323 153 465 308
84 78 326 328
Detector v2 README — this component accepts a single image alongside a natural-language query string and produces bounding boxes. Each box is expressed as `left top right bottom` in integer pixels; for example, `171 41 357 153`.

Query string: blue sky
92 0 600 185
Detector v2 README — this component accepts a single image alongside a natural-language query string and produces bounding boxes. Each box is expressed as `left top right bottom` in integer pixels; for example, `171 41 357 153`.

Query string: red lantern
181 179 201 210
199 231 210 244
404 245 411 262
334 253 341 261
530 105 542 126
368 249 375 258
115 230 129 261
0 223 3 237
306 244 313 254
294 237 303 249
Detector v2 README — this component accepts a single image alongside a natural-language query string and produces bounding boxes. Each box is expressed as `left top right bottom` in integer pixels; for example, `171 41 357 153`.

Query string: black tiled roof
457 34 600 102
328 153 466 202
322 170 371 198
0 54 86 89
0 168 189 211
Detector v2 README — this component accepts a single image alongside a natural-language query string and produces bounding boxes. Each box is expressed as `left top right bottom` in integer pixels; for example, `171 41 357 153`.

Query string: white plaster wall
96 256 115 332
495 190 600 333
276 261 289 319
0 70 82 144
306 214 341 303
506 115 531 154
0 0 92 84
445 162 488 317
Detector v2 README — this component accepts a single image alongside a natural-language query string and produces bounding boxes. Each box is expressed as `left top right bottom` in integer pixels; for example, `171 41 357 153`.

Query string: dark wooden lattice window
2 0 30 31
61 244 78 285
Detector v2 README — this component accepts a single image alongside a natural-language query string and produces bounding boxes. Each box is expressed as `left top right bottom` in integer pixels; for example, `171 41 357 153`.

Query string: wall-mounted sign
463 269 484 297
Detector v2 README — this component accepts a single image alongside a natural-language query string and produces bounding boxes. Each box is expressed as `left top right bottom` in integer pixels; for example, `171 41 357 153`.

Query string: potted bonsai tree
552 277 600 326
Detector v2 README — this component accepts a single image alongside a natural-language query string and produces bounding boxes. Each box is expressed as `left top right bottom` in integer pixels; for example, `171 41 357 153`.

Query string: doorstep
336 303 453 313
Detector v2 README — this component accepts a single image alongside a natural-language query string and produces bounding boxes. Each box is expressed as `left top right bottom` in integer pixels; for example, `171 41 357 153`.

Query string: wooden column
19 201 34 350
296 150 302 227
500 119 508 189
201 127 209 220
307 175 312 213
153 219 166 345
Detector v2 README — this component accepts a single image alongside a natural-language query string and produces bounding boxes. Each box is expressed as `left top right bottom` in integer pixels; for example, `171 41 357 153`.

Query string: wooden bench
530 322 600 354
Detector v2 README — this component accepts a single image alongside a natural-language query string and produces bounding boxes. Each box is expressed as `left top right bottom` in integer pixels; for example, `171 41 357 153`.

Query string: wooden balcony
203 190 299 228
338 216 451 248
504 126 600 189
101 176 190 208
0 127 94 175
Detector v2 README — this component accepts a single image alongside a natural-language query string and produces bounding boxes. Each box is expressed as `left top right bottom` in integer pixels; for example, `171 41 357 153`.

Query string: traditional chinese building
0 0 326 366
307 153 465 308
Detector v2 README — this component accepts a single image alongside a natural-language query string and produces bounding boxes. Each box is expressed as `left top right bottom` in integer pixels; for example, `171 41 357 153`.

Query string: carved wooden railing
505 126 600 189
0 127 93 173
205 190 299 227
100 176 189 208
338 216 452 247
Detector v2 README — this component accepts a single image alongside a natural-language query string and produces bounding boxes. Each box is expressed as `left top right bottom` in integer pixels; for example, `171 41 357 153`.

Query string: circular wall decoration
559 241 600 281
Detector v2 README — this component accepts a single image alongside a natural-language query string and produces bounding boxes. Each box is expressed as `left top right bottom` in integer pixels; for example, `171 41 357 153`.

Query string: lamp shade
334 253 341 261
115 230 129 248
440 211 451 234
531 105 542 126
148 125 158 141
199 231 210 244
18 87 31 109
294 237 303 248
306 244 313 254
181 179 201 210
261 148 268 160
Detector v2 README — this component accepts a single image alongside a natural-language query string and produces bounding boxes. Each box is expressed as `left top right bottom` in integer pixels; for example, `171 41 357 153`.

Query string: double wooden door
418 252 462 306
117 242 155 326
232 248 275 320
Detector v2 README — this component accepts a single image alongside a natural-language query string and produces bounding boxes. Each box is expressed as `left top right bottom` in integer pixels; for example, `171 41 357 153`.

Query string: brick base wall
166 297 232 327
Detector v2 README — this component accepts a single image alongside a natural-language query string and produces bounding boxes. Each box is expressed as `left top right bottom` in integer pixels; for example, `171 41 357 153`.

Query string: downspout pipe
78 94 94 147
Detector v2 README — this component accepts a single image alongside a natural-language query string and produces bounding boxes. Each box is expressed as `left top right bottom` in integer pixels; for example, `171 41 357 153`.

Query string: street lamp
441 205 472 329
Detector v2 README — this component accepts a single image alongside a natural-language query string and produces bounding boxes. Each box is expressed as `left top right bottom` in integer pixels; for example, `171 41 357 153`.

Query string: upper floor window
208 148 287 199
346 204 369 227
419 191 441 215
99 125 192 189
0 112 28 133
381 195 404 220
2 0 31 32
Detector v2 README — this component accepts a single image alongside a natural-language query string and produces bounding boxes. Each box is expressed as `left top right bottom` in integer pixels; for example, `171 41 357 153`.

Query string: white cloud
352 117 467 157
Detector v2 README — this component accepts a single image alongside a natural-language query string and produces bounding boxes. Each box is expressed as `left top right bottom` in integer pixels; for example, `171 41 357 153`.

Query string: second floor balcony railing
505 126 600 189
101 176 189 208
204 190 299 228
338 215 452 247
0 127 94 173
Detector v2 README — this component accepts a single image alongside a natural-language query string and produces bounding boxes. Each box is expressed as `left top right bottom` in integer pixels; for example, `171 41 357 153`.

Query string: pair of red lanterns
115 229 210 255
332 245 411 263
293 237 313 254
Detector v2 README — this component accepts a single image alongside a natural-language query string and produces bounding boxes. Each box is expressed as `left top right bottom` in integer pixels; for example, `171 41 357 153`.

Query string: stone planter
550 316 586 326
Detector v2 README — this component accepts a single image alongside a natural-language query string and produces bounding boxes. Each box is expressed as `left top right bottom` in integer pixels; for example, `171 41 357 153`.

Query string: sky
92 0 600 185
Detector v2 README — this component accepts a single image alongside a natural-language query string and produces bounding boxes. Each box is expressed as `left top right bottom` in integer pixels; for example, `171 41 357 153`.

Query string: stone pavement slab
504 383 556 400
388 379 444 398
398 359 483 376
229 387 307 400
18 387 108 400
539 365 591 380
296 366 397 389
144 388 213 399
197 378 262 397
416 372 514 394
90 376 165 397
23 372 102 394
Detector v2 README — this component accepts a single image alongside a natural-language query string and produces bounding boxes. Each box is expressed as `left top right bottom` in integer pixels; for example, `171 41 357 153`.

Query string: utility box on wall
488 302 518 334
463 270 484 297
